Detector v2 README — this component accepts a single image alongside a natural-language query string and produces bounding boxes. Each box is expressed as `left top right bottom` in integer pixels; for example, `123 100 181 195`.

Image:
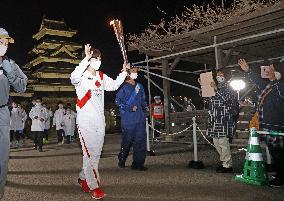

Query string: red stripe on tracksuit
99 71 104 80
76 72 103 109
77 90 92 109
78 126 100 186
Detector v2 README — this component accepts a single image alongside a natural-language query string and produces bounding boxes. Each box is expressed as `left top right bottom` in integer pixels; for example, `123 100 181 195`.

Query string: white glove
2 59 12 73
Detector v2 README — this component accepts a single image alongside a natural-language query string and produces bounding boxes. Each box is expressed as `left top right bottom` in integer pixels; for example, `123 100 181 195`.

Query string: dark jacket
115 82 147 126
247 69 284 132
207 82 238 138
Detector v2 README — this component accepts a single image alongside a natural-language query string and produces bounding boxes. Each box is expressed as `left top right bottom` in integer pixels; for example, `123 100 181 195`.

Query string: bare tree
127 0 280 52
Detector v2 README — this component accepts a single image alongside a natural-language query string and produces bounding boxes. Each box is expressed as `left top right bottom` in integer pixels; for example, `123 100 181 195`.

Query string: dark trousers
56 129 64 143
66 135 71 144
153 119 164 138
118 122 147 167
44 129 49 141
10 130 20 142
269 146 284 181
33 131 44 150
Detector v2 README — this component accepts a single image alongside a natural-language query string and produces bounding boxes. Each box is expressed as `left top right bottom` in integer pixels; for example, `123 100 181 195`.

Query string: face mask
90 59 101 70
36 103 41 106
67 111 71 114
12 104 17 108
216 76 225 83
0 44 7 56
130 73 138 80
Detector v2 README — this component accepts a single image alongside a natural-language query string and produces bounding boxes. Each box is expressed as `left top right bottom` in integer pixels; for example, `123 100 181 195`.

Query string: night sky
1 0 224 107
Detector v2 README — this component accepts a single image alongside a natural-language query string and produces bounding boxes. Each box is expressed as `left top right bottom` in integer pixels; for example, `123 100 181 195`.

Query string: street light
230 79 246 100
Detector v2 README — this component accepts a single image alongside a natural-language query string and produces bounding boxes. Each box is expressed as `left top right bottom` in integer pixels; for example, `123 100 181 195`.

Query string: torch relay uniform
115 82 147 169
70 57 127 191
0 57 27 198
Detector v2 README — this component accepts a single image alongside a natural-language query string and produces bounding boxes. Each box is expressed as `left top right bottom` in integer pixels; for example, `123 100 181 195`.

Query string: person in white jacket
62 108 76 144
70 44 129 200
52 102 65 144
10 101 22 148
17 104 27 147
43 104 53 144
66 103 77 141
29 97 47 152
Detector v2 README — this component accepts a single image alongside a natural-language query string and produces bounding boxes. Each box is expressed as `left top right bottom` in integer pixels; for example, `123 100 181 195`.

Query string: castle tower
23 16 82 105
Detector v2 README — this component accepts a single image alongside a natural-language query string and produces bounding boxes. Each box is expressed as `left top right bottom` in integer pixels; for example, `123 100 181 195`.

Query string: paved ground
2 134 284 201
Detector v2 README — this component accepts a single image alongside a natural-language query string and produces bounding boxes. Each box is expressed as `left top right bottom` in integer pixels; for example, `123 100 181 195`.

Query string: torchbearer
0 28 27 199
71 44 129 200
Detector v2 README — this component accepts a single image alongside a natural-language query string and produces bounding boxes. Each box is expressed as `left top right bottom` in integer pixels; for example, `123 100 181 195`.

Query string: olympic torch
110 19 128 64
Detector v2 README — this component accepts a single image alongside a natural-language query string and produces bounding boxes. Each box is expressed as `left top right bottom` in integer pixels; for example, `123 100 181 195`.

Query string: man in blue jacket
115 67 148 171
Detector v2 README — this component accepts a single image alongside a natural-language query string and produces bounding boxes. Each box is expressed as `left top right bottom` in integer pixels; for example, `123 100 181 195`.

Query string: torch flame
110 20 115 26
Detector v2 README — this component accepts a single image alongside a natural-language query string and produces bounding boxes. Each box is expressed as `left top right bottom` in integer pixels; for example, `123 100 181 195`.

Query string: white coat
62 113 76 136
29 105 47 132
53 108 65 130
19 109 27 130
45 109 53 130
70 58 127 190
10 108 23 131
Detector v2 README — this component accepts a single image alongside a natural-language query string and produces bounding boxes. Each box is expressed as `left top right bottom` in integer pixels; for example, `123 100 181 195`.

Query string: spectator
239 59 284 187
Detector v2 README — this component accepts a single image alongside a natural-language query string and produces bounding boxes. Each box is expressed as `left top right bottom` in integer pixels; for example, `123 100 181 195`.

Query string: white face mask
90 59 101 70
36 103 41 106
216 76 225 83
0 44 7 56
67 111 71 114
130 73 138 80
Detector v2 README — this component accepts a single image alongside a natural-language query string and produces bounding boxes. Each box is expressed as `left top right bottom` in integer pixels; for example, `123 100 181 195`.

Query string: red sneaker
78 178 91 193
91 188 106 200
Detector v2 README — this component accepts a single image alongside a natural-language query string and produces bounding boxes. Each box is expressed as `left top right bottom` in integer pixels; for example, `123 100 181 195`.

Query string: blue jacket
247 69 284 132
115 82 147 125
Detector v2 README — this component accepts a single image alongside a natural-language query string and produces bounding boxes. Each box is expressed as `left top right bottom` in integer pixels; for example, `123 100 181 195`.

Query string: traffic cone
235 127 268 186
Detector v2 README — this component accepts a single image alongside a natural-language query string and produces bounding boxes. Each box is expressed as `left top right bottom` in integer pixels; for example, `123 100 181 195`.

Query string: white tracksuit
70 58 127 190
62 113 76 136
53 109 65 130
